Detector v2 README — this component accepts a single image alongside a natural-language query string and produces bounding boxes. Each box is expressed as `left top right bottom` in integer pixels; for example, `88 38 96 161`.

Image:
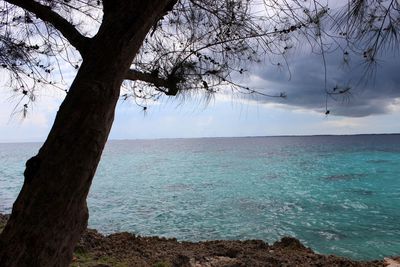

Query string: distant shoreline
1 132 399 144
108 132 400 141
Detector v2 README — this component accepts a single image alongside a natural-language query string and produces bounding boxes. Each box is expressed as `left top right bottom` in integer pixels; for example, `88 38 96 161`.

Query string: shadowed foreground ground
1 214 398 266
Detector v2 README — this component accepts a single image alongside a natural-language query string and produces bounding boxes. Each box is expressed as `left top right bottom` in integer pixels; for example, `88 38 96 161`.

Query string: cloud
246 48 400 117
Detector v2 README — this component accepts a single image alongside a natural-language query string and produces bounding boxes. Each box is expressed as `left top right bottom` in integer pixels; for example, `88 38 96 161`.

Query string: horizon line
1 132 399 144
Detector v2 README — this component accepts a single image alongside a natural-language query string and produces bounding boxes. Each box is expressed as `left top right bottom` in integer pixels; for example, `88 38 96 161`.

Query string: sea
0 135 399 260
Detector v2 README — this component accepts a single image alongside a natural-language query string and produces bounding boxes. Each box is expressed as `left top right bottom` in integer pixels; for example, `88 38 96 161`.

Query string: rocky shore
0 214 398 266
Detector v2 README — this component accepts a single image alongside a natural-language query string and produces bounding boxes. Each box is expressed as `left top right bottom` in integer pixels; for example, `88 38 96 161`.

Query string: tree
0 0 398 266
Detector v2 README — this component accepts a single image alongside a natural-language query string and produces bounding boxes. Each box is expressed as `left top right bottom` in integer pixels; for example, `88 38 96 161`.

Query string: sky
1 48 399 142
1 53 399 143
2 44 399 143
0 3 399 143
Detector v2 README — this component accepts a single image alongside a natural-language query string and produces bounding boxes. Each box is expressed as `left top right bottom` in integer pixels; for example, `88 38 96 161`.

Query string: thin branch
4 0 90 55
125 69 174 95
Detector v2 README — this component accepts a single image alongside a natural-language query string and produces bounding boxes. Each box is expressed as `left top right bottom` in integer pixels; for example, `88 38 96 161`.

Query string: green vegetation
69 255 173 267
153 261 172 267
70 251 128 267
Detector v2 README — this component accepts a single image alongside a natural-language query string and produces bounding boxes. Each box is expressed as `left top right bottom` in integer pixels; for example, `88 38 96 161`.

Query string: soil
0 214 396 266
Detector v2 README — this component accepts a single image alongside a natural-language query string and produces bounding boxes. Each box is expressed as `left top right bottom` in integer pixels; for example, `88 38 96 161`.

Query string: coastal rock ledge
0 214 398 266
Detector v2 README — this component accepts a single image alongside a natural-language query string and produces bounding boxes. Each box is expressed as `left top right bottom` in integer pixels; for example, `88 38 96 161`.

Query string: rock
385 257 400 267
272 237 313 252
0 214 391 266
172 254 191 267
76 228 105 252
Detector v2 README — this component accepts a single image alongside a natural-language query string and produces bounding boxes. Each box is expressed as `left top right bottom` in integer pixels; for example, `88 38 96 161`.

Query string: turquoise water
0 135 399 260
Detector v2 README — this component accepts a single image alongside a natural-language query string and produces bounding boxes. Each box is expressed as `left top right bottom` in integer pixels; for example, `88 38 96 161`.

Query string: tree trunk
0 1 174 266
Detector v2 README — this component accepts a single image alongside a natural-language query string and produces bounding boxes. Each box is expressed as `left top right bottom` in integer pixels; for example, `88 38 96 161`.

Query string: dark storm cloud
250 50 400 117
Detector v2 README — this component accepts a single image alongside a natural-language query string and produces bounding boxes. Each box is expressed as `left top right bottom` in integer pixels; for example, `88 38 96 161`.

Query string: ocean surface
0 135 399 260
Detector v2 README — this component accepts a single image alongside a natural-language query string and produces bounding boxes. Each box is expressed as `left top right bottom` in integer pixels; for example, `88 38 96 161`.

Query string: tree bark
0 1 176 266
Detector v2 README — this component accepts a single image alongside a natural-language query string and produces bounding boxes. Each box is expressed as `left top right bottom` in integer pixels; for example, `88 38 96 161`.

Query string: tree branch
125 69 178 96
4 0 89 55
